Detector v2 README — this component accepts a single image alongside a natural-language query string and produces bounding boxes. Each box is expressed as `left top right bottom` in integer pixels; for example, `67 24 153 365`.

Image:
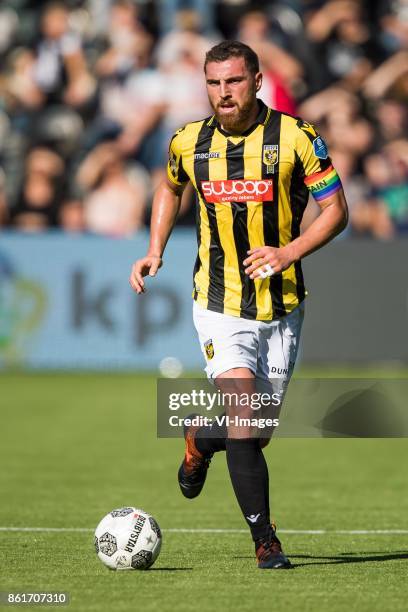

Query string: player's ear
255 72 263 92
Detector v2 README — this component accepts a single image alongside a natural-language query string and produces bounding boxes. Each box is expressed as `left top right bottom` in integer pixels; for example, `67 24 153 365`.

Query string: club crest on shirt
204 339 214 360
263 145 279 174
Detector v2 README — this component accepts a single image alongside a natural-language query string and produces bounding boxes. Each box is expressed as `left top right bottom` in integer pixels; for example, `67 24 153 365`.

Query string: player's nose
219 81 231 98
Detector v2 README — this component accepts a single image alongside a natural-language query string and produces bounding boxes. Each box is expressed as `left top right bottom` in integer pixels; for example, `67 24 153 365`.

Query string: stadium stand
0 0 407 236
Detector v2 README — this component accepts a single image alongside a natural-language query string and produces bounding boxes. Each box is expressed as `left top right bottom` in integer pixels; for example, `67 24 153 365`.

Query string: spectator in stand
76 142 150 237
237 9 302 111
2 47 45 112
157 0 217 36
9 147 66 231
91 59 165 180
305 0 388 90
376 0 408 54
371 98 408 147
299 87 373 157
350 152 402 239
85 0 163 180
95 0 153 79
0 46 47 211
359 143 408 235
33 1 96 109
155 10 214 168
362 50 408 101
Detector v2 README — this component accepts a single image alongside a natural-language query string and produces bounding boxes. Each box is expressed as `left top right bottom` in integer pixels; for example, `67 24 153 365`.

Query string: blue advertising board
0 231 203 370
1 232 407 368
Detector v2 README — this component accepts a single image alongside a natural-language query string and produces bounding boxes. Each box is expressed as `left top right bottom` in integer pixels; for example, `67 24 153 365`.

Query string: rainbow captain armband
304 165 342 202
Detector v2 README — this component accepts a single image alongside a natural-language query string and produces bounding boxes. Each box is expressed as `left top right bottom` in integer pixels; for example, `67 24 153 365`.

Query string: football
94 507 162 570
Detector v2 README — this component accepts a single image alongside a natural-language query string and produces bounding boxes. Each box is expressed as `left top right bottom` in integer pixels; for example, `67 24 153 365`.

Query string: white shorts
193 301 304 381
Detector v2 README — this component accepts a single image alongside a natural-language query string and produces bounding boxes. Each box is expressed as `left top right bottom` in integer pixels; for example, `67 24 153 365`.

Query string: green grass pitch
1 372 408 612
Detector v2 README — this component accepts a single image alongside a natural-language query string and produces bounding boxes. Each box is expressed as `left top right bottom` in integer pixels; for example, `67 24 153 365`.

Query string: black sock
226 438 270 541
195 414 227 455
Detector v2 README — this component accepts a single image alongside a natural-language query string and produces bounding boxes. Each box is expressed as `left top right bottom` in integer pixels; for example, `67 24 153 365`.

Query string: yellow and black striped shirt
167 100 341 321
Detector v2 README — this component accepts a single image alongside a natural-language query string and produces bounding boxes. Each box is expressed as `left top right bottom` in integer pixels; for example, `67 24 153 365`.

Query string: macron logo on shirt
194 152 221 160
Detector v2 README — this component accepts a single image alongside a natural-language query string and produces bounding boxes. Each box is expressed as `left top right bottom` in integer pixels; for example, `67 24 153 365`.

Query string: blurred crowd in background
0 0 407 238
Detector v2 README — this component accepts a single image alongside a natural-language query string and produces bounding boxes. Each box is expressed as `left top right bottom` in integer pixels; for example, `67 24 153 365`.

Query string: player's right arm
129 128 189 294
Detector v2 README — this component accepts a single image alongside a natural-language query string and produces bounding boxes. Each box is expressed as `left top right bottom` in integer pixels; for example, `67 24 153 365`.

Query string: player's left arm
283 187 348 264
244 189 348 278
244 123 348 278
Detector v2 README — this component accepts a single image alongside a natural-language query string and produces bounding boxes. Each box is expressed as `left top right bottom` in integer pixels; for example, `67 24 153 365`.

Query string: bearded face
205 57 262 135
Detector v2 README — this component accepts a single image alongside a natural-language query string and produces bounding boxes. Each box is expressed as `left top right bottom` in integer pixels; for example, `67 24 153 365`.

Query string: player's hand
243 245 295 279
129 255 162 294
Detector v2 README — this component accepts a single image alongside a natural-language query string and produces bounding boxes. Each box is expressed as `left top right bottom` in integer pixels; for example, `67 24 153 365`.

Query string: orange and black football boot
255 523 292 569
178 414 212 499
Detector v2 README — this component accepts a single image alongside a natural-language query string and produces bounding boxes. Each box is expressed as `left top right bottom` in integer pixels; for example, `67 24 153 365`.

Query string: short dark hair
204 41 259 75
